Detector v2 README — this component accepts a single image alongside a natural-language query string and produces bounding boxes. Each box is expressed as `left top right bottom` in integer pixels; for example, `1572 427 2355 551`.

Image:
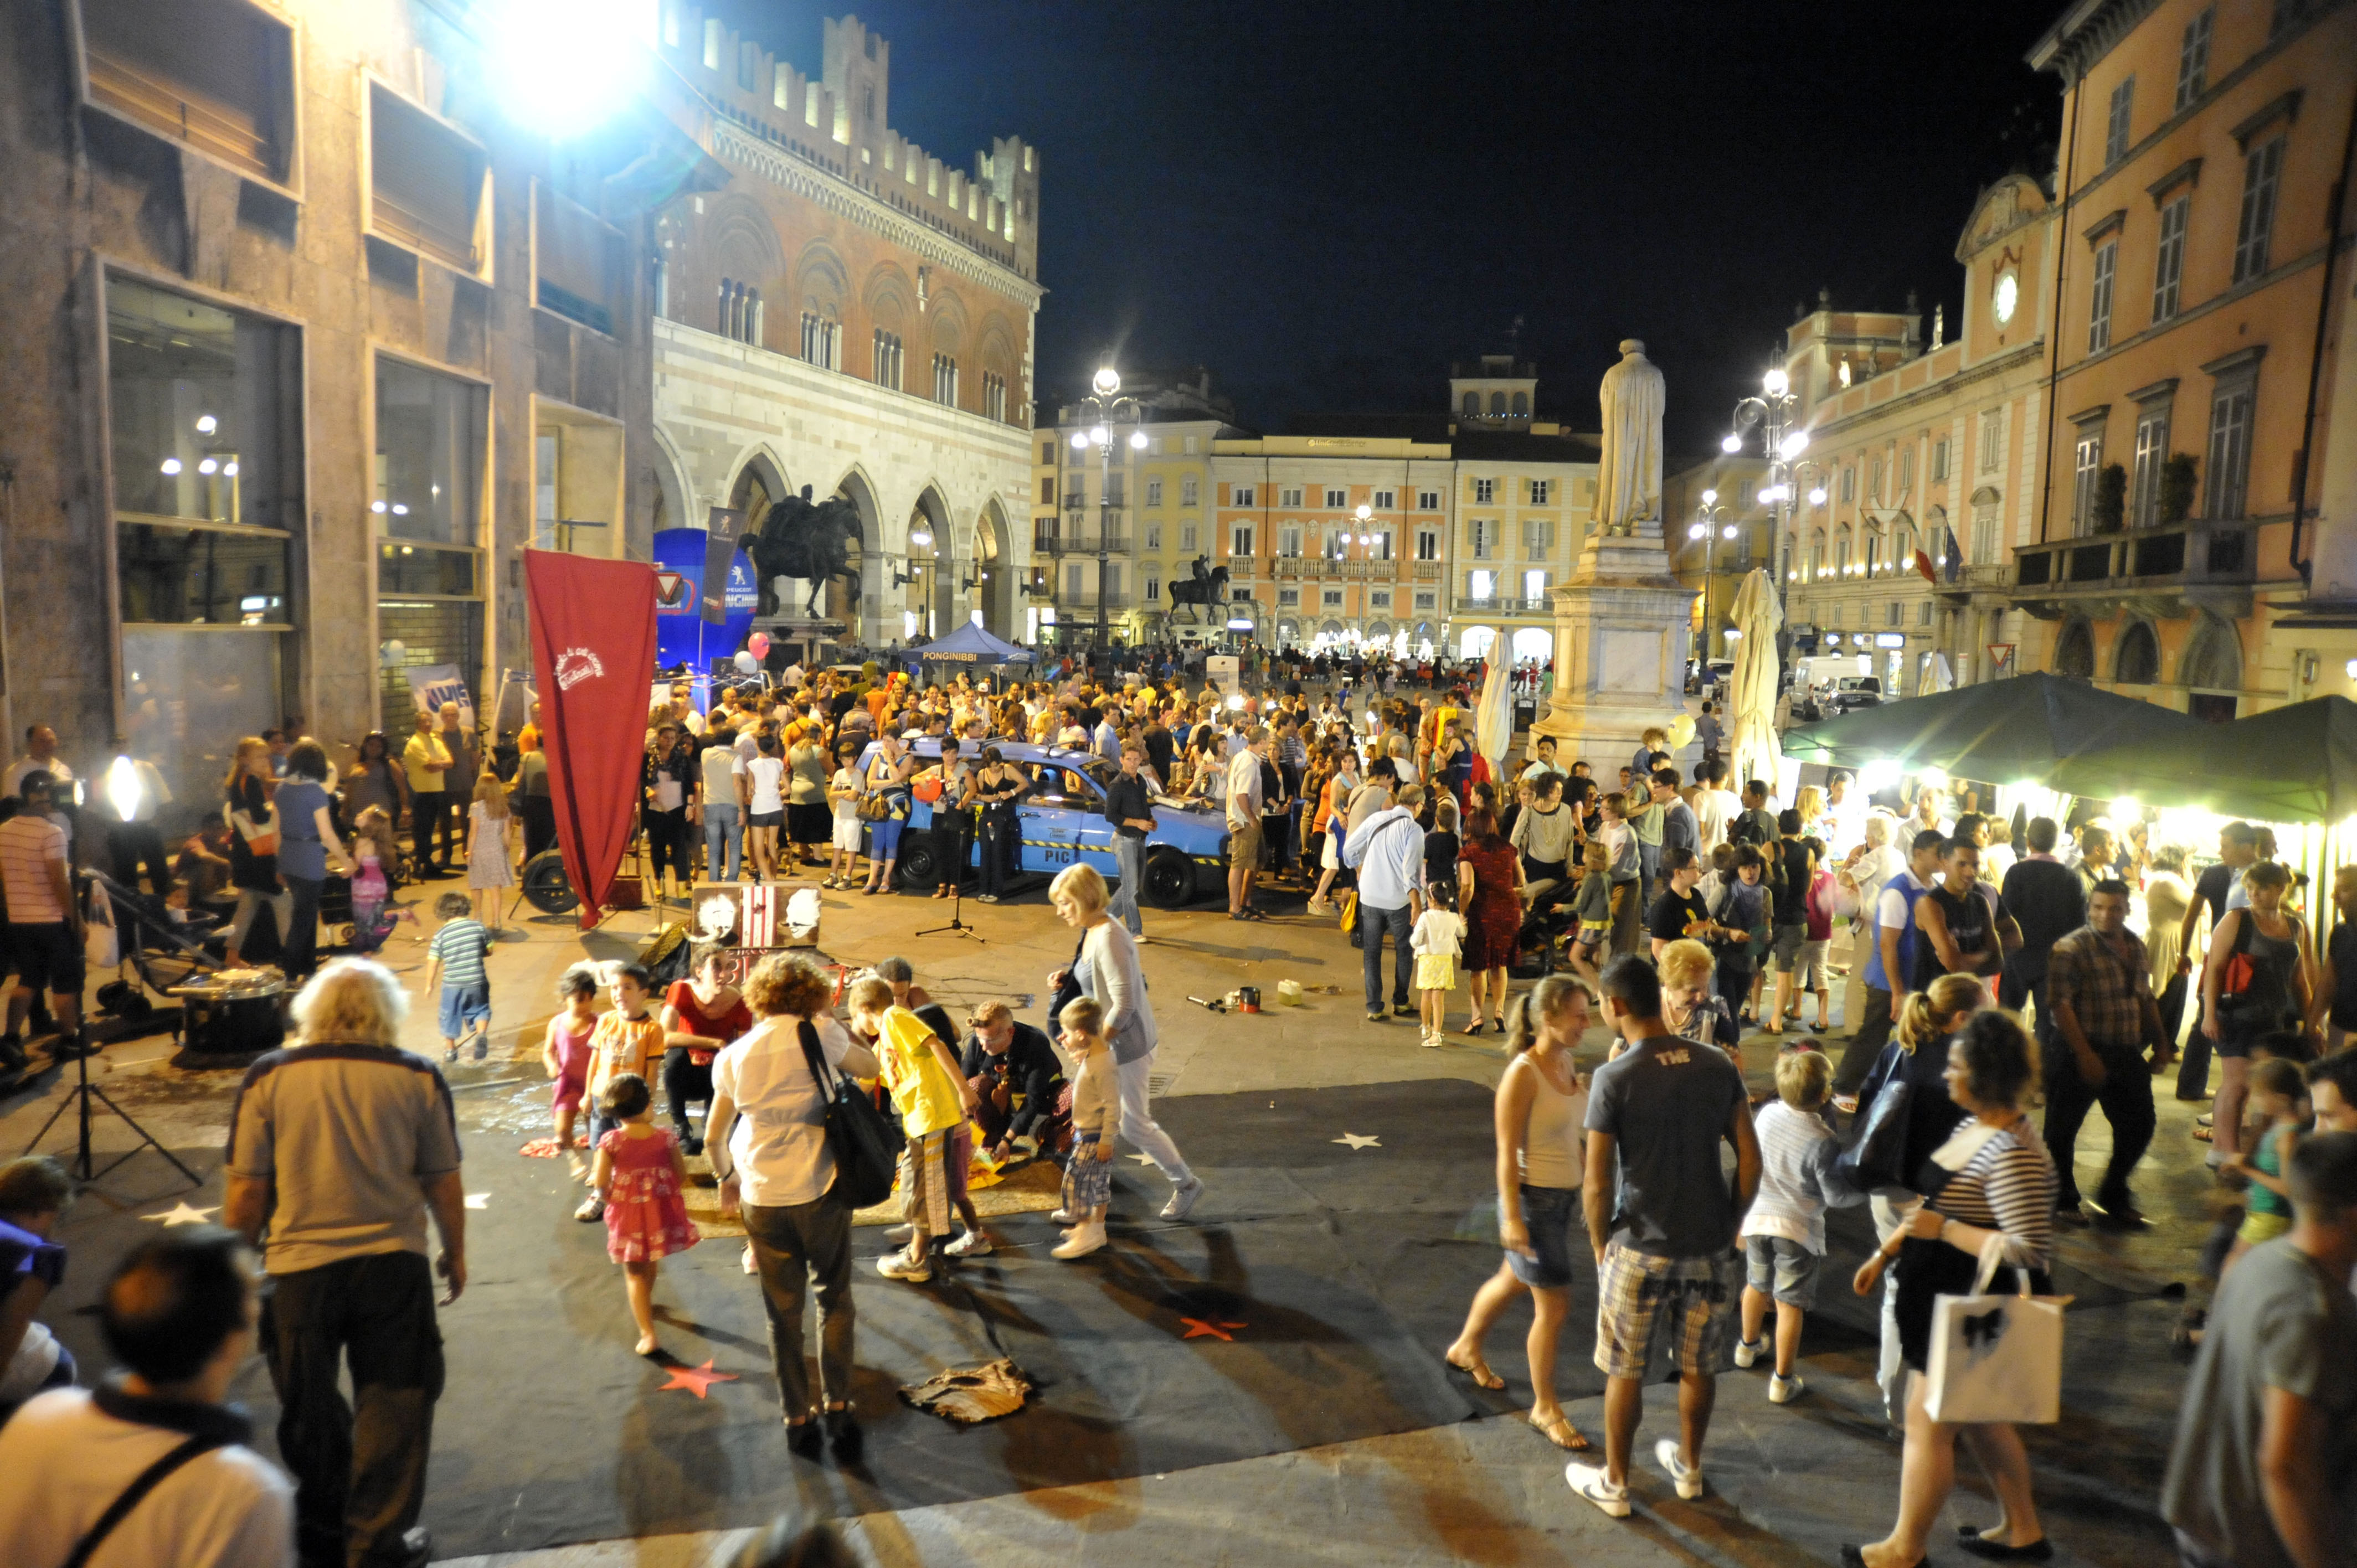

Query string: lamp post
1063 363 1145 655
1685 490 1741 652
1723 367 1817 659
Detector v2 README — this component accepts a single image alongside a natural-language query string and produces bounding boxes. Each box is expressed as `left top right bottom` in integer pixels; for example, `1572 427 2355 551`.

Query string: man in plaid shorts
1569 953 1761 1517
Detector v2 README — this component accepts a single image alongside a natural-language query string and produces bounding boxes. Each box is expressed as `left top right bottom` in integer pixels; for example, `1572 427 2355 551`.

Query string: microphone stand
915 803 979 941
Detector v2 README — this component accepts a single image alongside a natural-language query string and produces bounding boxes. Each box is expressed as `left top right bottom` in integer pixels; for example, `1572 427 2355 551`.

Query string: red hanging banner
526 550 658 929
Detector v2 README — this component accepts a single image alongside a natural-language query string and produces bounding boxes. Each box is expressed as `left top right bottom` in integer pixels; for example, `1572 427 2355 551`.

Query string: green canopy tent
2051 695 2357 823
1780 672 2209 782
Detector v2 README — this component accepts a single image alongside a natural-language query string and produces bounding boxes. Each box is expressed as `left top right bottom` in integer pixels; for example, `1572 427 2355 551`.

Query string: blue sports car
850 739 1234 905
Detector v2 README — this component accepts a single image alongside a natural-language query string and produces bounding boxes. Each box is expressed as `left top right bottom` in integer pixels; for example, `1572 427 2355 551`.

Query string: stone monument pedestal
1529 519 1696 769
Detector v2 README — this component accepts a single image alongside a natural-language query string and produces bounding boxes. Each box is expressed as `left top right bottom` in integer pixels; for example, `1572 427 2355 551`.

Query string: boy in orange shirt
576 963 667 1221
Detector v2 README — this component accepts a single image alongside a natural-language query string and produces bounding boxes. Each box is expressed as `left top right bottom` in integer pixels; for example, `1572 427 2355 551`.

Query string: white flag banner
404 664 476 731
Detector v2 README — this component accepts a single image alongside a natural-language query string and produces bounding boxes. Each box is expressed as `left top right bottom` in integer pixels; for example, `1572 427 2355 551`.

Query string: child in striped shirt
424 893 492 1064
1735 1047 1865 1404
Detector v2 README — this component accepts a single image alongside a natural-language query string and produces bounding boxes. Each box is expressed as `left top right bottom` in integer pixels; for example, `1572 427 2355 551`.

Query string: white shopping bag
1923 1236 2065 1425
83 883 121 971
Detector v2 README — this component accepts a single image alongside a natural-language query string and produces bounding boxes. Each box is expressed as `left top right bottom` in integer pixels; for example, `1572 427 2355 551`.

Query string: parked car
850 738 1231 904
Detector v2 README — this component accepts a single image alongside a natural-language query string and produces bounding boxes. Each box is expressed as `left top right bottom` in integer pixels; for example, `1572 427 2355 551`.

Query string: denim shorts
1744 1234 1823 1308
1506 1183 1581 1290
438 982 491 1039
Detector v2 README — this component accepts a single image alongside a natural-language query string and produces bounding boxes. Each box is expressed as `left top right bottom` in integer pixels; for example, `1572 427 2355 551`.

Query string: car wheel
521 850 577 915
897 839 940 888
1143 848 1196 909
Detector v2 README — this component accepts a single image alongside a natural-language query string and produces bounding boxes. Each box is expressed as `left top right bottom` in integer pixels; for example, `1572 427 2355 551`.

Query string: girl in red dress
1457 807 1528 1036
591 1073 701 1355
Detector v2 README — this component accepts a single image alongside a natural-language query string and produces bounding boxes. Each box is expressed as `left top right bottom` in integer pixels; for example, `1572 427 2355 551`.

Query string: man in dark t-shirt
1572 955 1760 1519
1646 847 1717 961
1999 816 2085 1022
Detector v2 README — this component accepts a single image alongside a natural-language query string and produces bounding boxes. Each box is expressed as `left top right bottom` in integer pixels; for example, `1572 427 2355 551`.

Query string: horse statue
1165 555 1229 623
739 486 863 619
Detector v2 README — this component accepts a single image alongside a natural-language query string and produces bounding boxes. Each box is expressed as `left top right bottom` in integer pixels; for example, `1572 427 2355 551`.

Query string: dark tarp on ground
2052 694 2357 823
1780 673 2210 783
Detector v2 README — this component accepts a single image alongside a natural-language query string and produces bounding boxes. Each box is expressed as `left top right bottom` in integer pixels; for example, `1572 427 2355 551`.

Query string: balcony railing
1413 560 1444 580
1032 529 1130 556
2010 517 2255 614
1928 563 2011 596
1452 595 1553 616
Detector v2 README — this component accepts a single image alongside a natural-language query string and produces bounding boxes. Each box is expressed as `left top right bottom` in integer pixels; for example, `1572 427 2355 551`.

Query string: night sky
708 1 2065 461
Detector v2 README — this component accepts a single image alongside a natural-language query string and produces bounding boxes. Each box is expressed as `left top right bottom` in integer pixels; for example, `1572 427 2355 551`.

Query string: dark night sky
709 1 2066 462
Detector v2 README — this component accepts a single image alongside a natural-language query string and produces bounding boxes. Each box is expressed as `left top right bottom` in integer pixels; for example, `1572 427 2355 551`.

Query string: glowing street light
1720 433 1742 454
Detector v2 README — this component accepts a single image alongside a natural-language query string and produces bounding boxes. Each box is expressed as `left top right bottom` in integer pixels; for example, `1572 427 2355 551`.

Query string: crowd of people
6 644 2357 1568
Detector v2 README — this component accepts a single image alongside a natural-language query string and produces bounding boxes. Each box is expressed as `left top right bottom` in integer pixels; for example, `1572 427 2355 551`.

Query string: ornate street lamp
1060 360 1144 652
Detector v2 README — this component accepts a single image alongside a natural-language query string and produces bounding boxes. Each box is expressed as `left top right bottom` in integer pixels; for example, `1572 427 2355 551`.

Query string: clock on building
1991 268 2019 327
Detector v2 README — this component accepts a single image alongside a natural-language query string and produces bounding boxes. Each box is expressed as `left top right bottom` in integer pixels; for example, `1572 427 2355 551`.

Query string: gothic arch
706 195 785 293
791 239 848 324
2052 616 2095 679
2179 612 2244 693
648 424 696 535
862 263 916 334
725 445 792 525
2113 619 2161 684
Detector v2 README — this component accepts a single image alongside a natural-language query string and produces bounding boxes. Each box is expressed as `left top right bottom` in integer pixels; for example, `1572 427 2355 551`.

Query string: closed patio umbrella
1726 569 1783 792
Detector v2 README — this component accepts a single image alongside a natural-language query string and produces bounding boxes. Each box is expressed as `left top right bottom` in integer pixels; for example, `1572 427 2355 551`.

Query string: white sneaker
1421 1029 1440 1050
945 1229 993 1258
1654 1438 1704 1499
876 1247 933 1282
1732 1335 1764 1369
741 1242 758 1276
1051 1222 1106 1259
1048 1207 1081 1226
1565 1460 1630 1517
1769 1373 1805 1404
1161 1177 1205 1221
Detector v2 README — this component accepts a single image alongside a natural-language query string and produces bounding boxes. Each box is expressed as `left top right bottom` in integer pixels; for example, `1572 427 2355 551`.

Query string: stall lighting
194 415 218 435
2112 797 2142 822
159 458 182 476
106 755 142 822
198 457 219 475
223 461 239 477
1859 759 1901 792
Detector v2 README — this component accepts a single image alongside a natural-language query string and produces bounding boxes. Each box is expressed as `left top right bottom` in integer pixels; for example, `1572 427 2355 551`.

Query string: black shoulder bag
61 1433 229 1568
796 1020 905 1210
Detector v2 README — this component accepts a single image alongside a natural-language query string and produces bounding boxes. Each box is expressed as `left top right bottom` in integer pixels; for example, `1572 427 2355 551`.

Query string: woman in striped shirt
1845 1010 2057 1568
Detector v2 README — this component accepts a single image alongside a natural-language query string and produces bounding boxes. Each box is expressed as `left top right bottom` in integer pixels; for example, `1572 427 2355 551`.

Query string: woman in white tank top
1443 974 1593 1453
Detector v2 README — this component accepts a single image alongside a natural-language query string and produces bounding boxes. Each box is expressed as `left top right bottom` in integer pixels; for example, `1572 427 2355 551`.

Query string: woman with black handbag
2198 862 2319 1167
707 953 878 1463
1845 973 1982 1423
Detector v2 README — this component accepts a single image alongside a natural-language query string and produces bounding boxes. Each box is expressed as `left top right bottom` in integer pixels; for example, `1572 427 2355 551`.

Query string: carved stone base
1529 520 1696 770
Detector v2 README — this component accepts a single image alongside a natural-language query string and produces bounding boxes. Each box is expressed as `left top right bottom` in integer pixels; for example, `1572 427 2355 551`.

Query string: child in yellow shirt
577 963 666 1221
847 976 980 1282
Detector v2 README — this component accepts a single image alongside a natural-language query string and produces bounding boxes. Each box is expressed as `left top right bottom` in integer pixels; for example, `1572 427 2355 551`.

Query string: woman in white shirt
1444 974 1593 1453
743 734 789 882
709 952 878 1461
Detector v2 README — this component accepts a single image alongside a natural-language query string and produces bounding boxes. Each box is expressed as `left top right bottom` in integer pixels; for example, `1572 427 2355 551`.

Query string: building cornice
706 118 1045 309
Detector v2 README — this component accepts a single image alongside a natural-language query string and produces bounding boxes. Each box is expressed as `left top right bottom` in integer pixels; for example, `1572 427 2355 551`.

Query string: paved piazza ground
5 853 2216 1566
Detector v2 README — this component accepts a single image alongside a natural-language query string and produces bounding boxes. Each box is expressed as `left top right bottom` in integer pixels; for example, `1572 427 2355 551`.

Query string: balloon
747 632 770 658
379 639 406 668
1667 713 1697 750
734 652 759 673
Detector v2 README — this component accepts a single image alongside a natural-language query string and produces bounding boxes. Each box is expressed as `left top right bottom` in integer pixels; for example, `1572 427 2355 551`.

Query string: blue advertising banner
652 526 757 675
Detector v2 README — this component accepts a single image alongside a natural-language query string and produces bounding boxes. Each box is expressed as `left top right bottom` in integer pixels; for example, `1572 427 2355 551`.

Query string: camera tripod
23 1026 202 1189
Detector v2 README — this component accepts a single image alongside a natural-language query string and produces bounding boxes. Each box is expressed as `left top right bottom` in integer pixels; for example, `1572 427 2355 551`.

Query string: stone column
1529 518 1696 767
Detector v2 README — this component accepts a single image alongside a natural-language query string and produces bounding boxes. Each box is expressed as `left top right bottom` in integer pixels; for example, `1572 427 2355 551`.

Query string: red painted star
1179 1317 1248 1342
658 1359 739 1397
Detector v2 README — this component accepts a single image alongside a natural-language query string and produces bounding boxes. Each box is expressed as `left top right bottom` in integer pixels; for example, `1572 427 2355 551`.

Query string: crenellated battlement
655 4 1039 279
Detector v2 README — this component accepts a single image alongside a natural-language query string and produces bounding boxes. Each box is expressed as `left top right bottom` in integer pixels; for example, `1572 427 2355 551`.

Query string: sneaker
876 1247 933 1282
1733 1335 1765 1369
1392 1004 1417 1019
1051 1224 1107 1259
1654 1438 1704 1499
471 1032 488 1061
976 894 1001 904
945 1229 994 1258
1421 1030 1440 1050
1161 1177 1205 1222
574 1196 604 1222
444 1046 460 1064
1565 1460 1631 1518
1047 1208 1081 1226
1769 1373 1805 1404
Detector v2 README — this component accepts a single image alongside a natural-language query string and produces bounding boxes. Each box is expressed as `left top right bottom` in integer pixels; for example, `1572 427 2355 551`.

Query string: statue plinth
1529 517 1695 767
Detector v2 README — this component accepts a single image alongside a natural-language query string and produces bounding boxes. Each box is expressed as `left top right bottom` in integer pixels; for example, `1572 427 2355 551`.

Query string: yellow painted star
1332 1133 1381 1151
141 1202 219 1226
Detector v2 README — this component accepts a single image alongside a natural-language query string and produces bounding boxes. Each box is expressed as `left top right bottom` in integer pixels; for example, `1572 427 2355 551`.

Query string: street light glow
1355 503 1371 520
1721 524 1738 540
1721 434 1742 454
1780 430 1810 459
1701 489 1717 505
1069 431 1088 450
1093 366 1121 396
490 0 649 138
1689 522 1707 540
1763 368 1789 397
1808 486 1828 506
1089 425 1109 446
1128 430 1148 450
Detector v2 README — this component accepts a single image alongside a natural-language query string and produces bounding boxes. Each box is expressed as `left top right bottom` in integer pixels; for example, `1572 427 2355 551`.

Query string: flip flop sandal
2191 1125 2213 1142
1444 1350 1505 1390
1527 1410 1591 1451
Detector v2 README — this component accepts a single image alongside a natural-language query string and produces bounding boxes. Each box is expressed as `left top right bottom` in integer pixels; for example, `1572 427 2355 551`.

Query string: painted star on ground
1179 1318 1248 1342
1331 1132 1382 1150
657 1359 739 1398
464 1193 491 1209
142 1202 219 1226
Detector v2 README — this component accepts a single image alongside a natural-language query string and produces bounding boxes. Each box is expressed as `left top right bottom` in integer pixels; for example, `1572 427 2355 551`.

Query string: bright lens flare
106 755 142 821
491 0 650 139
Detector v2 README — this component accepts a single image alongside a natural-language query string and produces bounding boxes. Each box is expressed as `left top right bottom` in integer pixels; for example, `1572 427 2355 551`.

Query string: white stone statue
1594 339 1666 537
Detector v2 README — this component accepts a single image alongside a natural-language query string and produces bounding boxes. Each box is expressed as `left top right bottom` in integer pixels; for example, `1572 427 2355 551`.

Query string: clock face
1993 270 2019 326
